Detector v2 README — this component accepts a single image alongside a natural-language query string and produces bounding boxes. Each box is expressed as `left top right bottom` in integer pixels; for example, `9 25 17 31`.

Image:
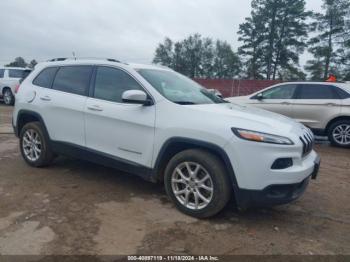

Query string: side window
8 69 26 78
52 66 92 96
33 67 58 88
94 66 143 103
333 86 350 99
261 84 297 99
0 69 4 78
298 84 336 99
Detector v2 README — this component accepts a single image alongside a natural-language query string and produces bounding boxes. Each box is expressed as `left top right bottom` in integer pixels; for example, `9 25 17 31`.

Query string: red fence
194 79 281 98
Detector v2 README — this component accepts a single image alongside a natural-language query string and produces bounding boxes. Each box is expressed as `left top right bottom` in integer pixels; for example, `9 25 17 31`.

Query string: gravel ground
0 104 349 256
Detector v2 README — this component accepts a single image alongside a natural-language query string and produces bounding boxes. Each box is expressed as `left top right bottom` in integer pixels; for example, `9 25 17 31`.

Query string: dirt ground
0 104 349 256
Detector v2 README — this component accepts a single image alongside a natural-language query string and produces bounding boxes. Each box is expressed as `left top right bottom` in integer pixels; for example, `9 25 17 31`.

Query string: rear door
36 65 92 146
248 84 298 117
84 66 156 167
292 84 341 129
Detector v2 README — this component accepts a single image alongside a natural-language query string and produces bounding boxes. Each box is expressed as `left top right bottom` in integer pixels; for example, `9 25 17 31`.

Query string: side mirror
256 93 264 100
122 90 153 106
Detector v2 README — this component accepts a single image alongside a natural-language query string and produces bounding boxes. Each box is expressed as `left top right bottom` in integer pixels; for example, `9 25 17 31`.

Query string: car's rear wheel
20 122 54 167
164 149 231 218
328 120 350 148
3 88 14 105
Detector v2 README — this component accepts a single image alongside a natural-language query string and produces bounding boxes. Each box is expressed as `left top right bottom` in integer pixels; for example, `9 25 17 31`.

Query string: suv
227 82 350 148
13 59 320 218
0 67 32 105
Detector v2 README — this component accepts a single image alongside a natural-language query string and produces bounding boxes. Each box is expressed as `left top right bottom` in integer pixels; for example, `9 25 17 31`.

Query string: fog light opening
271 158 293 170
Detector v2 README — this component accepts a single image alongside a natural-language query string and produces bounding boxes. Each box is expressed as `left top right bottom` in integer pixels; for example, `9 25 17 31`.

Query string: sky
0 0 323 67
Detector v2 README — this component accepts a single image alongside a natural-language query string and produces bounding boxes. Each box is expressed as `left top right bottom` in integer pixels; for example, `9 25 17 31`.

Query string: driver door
84 66 156 167
248 84 298 118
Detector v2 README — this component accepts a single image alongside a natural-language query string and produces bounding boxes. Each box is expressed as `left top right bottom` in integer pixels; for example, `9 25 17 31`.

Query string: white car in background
227 82 350 148
0 67 32 105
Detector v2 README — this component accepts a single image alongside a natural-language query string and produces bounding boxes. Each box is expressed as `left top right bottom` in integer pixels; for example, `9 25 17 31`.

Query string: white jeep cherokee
13 59 320 218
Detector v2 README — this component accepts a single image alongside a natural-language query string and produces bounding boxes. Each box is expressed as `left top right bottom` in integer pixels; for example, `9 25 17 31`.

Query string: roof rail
48 58 67 62
47 57 125 64
106 58 121 63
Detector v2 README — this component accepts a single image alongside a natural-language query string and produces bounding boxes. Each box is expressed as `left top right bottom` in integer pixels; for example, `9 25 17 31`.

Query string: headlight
232 128 294 145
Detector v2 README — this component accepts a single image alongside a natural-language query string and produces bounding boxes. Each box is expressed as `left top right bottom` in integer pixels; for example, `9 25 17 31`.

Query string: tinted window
298 84 336 99
8 69 28 78
52 66 92 96
94 67 143 103
0 69 4 78
333 86 350 99
261 84 297 99
33 67 58 88
22 70 32 79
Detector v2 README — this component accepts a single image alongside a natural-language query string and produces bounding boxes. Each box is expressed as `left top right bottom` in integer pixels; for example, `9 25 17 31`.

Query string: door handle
87 105 103 112
40 95 51 101
281 102 290 105
324 103 336 106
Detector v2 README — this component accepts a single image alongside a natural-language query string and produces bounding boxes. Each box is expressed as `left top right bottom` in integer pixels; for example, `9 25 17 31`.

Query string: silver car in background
227 82 350 148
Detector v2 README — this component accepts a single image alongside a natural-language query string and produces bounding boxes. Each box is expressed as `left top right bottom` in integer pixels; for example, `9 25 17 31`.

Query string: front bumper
234 155 320 209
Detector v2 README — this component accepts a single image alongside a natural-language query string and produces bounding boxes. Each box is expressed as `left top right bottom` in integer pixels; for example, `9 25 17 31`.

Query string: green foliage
28 59 38 69
153 34 241 78
306 0 350 80
238 0 310 80
5 57 38 70
5 57 28 68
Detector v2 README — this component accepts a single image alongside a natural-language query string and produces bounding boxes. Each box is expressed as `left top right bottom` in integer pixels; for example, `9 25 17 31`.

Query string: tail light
14 84 20 94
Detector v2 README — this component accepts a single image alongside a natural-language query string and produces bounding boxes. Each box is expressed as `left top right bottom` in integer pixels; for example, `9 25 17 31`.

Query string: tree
153 38 173 68
153 34 241 78
5 57 27 68
306 0 350 80
238 0 310 80
213 40 241 78
28 59 38 69
237 14 265 79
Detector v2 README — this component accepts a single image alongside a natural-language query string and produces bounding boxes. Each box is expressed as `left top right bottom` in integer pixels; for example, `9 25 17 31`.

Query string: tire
19 121 54 167
3 88 15 105
164 149 231 218
328 120 350 148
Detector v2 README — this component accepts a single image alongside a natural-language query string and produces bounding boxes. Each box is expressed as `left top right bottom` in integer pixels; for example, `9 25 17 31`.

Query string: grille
299 130 314 157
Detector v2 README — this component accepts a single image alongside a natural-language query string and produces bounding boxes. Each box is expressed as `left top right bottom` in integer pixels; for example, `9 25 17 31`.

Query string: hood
188 102 304 135
226 95 249 100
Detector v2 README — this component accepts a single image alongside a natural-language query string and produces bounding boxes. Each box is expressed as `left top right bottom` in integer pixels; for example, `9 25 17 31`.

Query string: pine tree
306 0 350 80
237 13 265 79
238 0 310 80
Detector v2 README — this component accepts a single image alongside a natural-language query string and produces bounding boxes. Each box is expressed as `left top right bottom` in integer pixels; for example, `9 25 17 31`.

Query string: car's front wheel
164 149 231 218
3 88 14 105
20 122 54 167
328 120 350 148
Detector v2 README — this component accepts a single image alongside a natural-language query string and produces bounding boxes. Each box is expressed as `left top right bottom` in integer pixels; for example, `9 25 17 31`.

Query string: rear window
298 84 337 99
333 86 350 99
0 69 4 78
33 67 58 88
52 66 92 96
8 69 31 78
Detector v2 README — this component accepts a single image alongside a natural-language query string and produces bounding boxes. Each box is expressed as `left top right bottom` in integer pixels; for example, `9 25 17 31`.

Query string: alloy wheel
22 129 42 161
3 90 12 105
332 124 350 145
171 161 214 210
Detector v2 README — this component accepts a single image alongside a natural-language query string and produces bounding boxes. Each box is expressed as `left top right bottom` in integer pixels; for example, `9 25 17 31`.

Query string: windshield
137 69 227 105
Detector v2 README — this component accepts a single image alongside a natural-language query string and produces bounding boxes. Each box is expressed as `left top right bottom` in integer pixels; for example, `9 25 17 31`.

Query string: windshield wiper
173 101 197 105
